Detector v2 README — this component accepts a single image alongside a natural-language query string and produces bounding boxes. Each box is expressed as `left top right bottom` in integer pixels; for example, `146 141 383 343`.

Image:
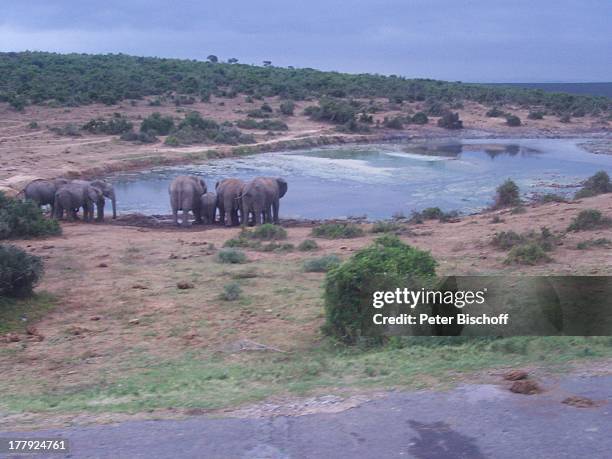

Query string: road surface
1 374 610 459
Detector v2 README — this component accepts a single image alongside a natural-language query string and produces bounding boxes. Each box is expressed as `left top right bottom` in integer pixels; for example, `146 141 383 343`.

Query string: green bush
235 119 288 131
410 112 429 124
576 238 611 250
567 209 611 232
140 112 174 135
527 111 545 120
49 123 81 136
370 221 401 233
305 98 360 124
312 223 364 239
244 224 287 241
486 107 505 117
217 248 247 264
492 227 556 251
0 244 43 297
323 235 436 343
303 254 341 273
279 100 295 115
0 193 61 239
539 193 565 203
504 243 551 265
410 207 459 223
298 239 319 251
221 282 242 301
83 113 133 134
505 115 522 126
559 114 571 123
493 179 521 209
120 130 158 143
492 231 524 250
574 171 611 198
383 116 404 129
437 111 463 129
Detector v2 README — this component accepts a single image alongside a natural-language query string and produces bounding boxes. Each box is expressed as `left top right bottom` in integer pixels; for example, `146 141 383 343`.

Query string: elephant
23 178 70 216
200 192 217 224
71 180 117 220
241 177 287 226
215 178 245 226
54 182 104 222
169 175 207 226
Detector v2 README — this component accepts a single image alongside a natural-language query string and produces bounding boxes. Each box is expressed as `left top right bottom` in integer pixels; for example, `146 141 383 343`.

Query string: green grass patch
0 292 57 334
311 223 364 239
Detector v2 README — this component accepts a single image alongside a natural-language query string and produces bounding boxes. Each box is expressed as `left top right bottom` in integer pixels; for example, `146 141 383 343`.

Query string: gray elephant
169 175 207 226
54 183 104 222
241 177 287 226
23 178 70 216
215 178 245 226
71 180 117 220
200 192 217 224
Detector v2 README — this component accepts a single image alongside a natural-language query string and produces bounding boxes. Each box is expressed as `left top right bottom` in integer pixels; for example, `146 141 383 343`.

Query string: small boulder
177 281 195 290
503 370 528 381
562 396 596 408
510 380 542 395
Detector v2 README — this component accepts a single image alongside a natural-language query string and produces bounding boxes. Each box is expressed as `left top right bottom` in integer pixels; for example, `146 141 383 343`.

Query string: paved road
1 375 610 459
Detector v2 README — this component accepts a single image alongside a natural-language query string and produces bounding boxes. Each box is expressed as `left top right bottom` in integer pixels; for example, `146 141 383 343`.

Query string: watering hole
108 138 612 220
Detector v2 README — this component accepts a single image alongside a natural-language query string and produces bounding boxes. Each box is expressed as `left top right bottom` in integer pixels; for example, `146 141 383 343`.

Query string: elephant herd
23 178 117 222
20 174 287 227
169 175 288 227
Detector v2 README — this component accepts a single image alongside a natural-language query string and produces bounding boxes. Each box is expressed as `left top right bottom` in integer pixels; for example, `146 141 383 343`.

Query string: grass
0 292 57 334
297 239 319 251
576 238 612 250
312 223 364 239
303 255 341 272
1 337 610 414
504 243 552 265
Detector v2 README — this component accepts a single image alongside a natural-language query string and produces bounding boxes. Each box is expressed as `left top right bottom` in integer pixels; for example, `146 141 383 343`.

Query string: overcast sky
1 0 610 82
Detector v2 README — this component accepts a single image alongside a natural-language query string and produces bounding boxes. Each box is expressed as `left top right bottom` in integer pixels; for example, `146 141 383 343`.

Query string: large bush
0 193 61 239
0 244 43 297
83 113 133 134
493 179 521 209
305 98 360 124
323 235 437 343
575 171 611 198
437 112 463 129
140 112 175 135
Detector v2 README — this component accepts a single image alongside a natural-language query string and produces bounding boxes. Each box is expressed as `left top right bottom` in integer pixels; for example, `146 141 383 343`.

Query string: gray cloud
1 0 610 82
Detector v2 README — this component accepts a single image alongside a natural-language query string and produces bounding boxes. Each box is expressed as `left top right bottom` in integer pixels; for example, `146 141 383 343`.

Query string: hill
1 52 610 117
486 82 612 99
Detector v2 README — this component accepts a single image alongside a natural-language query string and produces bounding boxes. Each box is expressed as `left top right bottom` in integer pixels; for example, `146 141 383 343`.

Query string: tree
207 55 218 63
263 60 272 67
228 58 238 64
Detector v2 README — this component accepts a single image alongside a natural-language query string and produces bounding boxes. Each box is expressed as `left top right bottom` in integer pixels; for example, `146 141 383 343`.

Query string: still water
108 139 612 220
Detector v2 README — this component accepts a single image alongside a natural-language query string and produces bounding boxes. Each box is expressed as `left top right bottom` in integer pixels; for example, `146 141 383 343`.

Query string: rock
128 318 140 325
90 316 101 321
132 283 149 289
562 395 596 408
510 380 541 395
503 369 528 381
41 245 55 250
67 326 89 336
177 281 195 290
97 263 108 268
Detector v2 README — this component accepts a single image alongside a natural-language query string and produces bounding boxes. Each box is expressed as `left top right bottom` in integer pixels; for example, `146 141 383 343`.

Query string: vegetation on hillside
1 52 609 117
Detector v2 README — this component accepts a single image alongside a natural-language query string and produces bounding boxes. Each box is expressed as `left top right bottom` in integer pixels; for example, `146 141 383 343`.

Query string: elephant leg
253 207 263 225
182 209 190 227
272 199 280 224
194 207 203 224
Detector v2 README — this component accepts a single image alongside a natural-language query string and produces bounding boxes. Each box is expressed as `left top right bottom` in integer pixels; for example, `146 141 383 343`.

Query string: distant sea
483 82 612 98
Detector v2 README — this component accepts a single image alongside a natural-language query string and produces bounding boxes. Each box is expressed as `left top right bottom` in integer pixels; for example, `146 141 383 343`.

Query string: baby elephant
200 192 217 224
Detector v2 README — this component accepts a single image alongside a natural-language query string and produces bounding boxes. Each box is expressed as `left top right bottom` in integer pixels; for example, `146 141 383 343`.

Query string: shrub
279 101 295 116
323 235 437 343
410 112 429 124
493 179 521 209
298 239 319 251
28 121 39 129
245 224 287 240
575 171 611 198
140 112 174 135
492 231 524 250
163 135 179 146
246 108 272 119
505 115 522 126
559 114 571 123
260 242 294 252
235 119 288 131
437 112 463 129
221 282 242 301
303 255 341 272
492 227 556 251
567 209 611 232
486 107 505 117
0 193 61 239
312 223 364 239
0 244 43 297
83 113 133 134
539 193 565 203
383 116 403 129
528 111 545 120
49 123 81 136
120 130 157 143
305 98 359 124
504 243 551 265
217 248 247 264
410 207 458 223
370 221 401 233
576 238 611 250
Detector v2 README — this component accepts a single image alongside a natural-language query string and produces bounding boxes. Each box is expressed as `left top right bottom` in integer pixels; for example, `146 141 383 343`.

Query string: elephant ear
199 179 207 195
277 178 288 198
